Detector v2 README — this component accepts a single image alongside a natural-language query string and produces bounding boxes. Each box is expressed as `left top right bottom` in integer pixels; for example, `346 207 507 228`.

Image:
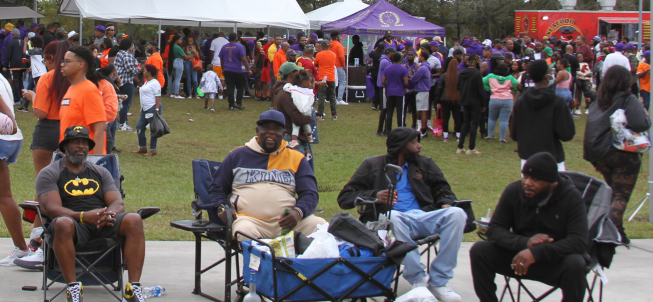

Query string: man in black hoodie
338 127 465 302
470 152 589 302
511 60 575 170
457 54 485 154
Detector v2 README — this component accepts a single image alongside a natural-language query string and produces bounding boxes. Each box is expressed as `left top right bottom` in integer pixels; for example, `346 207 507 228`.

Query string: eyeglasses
107 29 114 31
61 60 83 65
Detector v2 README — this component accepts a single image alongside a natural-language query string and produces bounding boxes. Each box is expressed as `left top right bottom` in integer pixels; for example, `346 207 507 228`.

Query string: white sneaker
411 273 429 289
427 120 433 130
428 282 462 302
417 120 422 130
0 247 31 266
585 109 590 115
123 124 134 131
574 109 582 115
14 248 44 270
336 100 349 105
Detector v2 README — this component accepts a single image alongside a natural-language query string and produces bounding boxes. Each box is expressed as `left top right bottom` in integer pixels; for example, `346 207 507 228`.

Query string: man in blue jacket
3 29 26 104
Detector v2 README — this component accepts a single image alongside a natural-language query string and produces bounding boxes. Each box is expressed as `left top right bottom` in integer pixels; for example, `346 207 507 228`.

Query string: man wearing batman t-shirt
33 125 147 302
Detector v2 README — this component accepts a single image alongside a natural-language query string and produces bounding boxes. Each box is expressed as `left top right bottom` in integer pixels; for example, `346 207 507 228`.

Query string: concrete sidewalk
0 238 651 301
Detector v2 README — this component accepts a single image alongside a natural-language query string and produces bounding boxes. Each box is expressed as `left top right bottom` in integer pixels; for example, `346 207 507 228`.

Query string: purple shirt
403 62 418 90
500 49 515 59
411 62 431 92
457 61 466 72
218 42 246 73
384 64 408 96
376 55 391 88
290 43 304 52
18 26 28 40
382 40 404 51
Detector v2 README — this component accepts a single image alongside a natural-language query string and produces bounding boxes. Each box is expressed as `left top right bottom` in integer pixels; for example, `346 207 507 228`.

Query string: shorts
31 118 60 152
261 66 270 82
204 93 216 99
416 91 429 111
213 66 225 79
269 65 277 84
0 139 22 164
254 70 261 81
48 212 129 248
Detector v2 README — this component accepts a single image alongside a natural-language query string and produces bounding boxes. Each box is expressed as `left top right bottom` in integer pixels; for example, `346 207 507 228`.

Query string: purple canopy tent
320 0 445 37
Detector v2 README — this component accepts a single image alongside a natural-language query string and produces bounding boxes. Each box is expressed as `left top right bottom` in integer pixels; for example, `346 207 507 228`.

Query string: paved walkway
0 238 651 301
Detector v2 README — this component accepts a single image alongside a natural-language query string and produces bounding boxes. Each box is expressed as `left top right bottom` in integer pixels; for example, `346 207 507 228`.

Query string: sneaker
123 124 134 131
66 282 83 302
574 109 582 115
0 247 31 266
427 120 433 130
372 105 378 111
210 108 215 113
456 148 466 154
187 96 193 99
16 107 28 112
228 106 234 110
325 100 330 103
174 95 185 99
235 105 245 110
572 114 580 119
203 106 208 110
333 115 338 120
412 273 429 289
14 248 44 270
336 100 349 105
288 140 300 148
417 120 422 130
316 116 324 121
122 282 145 302
420 129 428 138
376 131 386 136
428 282 461 302
466 149 481 155
585 109 590 115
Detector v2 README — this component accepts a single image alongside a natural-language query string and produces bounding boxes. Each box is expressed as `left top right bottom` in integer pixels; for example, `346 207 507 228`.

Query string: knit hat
4 23 14 32
615 42 625 51
522 152 558 183
386 127 420 154
11 28 19 36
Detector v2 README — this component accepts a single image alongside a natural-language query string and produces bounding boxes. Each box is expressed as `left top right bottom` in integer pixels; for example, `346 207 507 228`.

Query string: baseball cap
403 40 413 46
257 110 286 127
490 52 504 60
55 27 66 34
543 47 553 56
148 41 158 48
625 43 636 50
278 62 303 76
420 39 429 46
310 33 318 41
430 40 440 47
304 44 315 52
30 22 38 29
644 50 650 57
289 35 296 40
27 32 36 39
4 23 14 32
67 30 78 39
521 56 532 63
593 35 601 42
483 46 492 51
615 42 625 51
95 25 106 33
117 33 129 39
482 39 492 47
384 30 392 36
11 29 19 36
462 39 470 46
433 36 442 42
286 49 297 56
59 125 95 152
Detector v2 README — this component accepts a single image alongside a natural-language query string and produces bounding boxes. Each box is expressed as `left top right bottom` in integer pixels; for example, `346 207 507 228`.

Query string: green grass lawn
2 94 651 242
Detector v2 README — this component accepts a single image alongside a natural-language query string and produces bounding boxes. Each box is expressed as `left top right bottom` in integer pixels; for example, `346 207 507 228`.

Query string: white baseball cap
67 30 78 39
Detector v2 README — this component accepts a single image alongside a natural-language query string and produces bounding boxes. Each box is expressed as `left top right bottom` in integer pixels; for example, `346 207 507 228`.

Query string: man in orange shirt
314 40 338 120
145 41 165 87
330 31 347 104
273 42 290 81
59 46 106 155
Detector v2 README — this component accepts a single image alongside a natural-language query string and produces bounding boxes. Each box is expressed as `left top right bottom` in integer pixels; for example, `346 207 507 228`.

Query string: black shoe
619 230 631 245
235 105 245 110
111 147 121 154
376 131 386 136
269 105 273 109
228 106 235 110
257 97 267 101
16 107 28 112
372 106 379 111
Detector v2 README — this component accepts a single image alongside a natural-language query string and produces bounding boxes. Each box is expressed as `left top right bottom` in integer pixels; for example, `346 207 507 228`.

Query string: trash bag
432 108 443 137
297 223 339 258
395 287 437 302
329 213 386 256
149 111 170 139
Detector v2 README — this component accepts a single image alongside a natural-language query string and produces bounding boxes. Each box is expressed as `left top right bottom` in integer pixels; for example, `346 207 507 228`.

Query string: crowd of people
0 17 651 302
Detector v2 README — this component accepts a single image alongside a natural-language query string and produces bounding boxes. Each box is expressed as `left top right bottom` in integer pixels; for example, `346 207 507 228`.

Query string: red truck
515 10 650 43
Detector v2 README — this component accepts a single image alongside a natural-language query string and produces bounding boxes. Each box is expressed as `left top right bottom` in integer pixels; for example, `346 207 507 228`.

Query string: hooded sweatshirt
457 67 485 107
483 74 519 99
273 81 313 143
583 91 651 163
510 88 575 162
466 42 484 57
411 61 431 92
209 137 318 221
376 54 391 88
488 175 588 263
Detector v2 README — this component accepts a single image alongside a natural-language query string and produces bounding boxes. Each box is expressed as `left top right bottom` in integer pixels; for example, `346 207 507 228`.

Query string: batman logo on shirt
64 178 100 196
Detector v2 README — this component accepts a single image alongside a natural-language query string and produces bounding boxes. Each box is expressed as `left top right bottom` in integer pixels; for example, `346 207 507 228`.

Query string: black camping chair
19 153 159 302
169 159 239 302
497 171 622 302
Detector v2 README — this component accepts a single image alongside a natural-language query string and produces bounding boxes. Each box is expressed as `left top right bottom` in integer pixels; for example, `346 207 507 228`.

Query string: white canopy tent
0 0 44 20
305 0 368 29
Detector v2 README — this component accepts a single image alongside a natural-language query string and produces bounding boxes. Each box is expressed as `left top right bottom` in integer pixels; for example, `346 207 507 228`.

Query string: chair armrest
18 201 40 211
416 234 440 246
137 207 160 220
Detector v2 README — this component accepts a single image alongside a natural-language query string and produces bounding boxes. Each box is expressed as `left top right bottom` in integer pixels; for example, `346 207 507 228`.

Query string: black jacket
488 175 588 263
510 87 575 162
337 155 457 223
457 67 484 107
348 42 365 66
43 31 56 46
4 37 25 69
369 50 383 79
583 91 651 163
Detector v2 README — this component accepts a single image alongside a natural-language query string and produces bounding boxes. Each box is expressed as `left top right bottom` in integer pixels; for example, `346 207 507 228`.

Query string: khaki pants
233 214 326 240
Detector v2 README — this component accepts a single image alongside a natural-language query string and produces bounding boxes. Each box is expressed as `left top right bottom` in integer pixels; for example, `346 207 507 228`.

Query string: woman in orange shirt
97 66 120 154
145 41 165 87
100 38 113 68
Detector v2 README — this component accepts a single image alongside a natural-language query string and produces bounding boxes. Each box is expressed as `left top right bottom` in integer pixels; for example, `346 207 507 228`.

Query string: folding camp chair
498 171 622 302
169 159 239 302
19 153 159 302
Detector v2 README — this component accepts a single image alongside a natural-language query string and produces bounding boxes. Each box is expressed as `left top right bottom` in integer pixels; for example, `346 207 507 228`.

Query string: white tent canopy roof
59 0 309 29
305 0 368 29
0 0 44 19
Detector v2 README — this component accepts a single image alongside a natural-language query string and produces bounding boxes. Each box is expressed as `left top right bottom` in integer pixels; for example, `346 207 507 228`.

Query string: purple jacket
466 42 484 57
0 32 12 65
457 61 466 72
376 54 391 88
411 61 431 92
18 26 28 40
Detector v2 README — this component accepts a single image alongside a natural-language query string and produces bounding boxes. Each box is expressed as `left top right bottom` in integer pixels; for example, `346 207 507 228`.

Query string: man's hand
375 190 398 205
218 207 238 224
22 90 35 102
279 209 300 230
83 208 116 228
511 249 536 276
527 234 554 248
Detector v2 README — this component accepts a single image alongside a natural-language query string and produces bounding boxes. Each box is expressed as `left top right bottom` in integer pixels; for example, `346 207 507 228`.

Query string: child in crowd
199 64 223 113
283 70 315 148
17 34 46 112
575 53 595 114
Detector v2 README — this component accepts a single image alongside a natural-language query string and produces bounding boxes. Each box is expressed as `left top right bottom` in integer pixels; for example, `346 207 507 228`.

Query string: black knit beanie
522 152 558 182
386 127 420 155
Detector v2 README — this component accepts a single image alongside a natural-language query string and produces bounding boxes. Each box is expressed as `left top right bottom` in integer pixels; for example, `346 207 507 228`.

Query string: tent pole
267 25 270 39
199 22 202 38
649 0 653 223
128 19 131 36
33 0 38 23
79 14 82 45
158 19 161 51
639 0 643 44
234 23 237 34
346 35 349 97
287 29 290 40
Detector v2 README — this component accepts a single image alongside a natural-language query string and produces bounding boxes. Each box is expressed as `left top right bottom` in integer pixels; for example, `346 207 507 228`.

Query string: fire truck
515 10 651 43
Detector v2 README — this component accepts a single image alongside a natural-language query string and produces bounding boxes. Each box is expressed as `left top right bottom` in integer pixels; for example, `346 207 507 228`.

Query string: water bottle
142 285 165 298
243 272 262 302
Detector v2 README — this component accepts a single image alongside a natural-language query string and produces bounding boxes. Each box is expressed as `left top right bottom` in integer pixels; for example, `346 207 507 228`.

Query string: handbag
432 108 443 137
610 99 651 153
193 59 202 71
148 110 171 139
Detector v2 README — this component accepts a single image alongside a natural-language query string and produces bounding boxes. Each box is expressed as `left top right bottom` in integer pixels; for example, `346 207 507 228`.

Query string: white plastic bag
297 223 340 258
395 287 437 302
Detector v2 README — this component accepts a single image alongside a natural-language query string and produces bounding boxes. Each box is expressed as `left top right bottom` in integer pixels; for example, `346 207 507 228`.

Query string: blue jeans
487 98 513 141
641 90 650 111
336 67 346 101
184 60 198 97
118 83 135 124
555 87 572 107
171 58 184 95
283 133 314 171
136 106 158 150
388 208 466 287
